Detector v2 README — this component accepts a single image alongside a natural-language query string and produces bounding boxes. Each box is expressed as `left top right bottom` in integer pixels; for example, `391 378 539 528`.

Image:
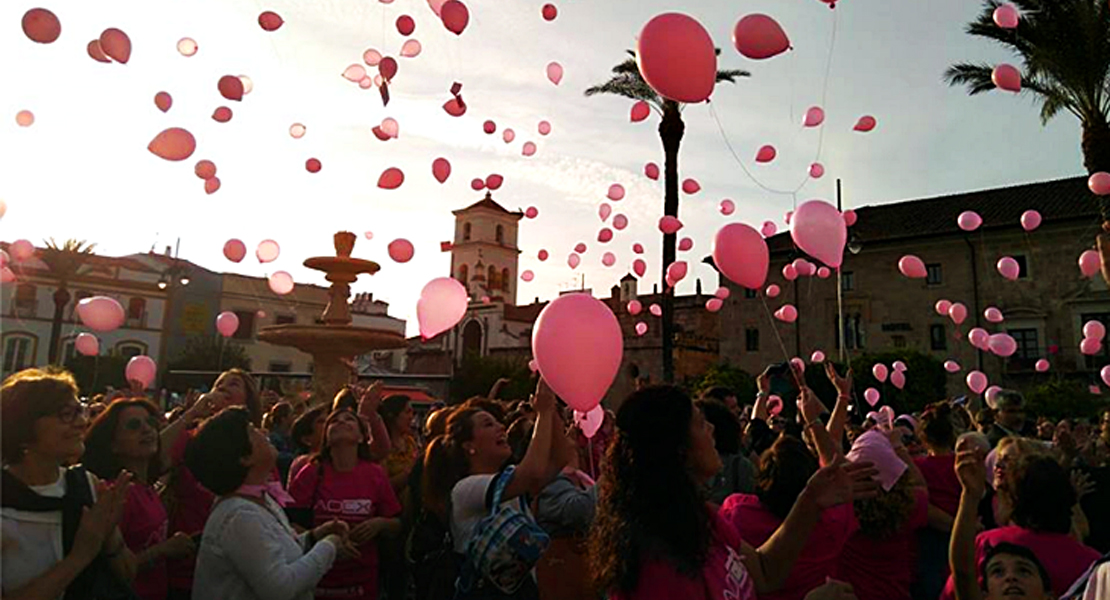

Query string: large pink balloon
948 302 968 325
148 128 196 161
269 271 294 295
791 200 847 268
636 13 717 103
732 14 790 60
126 356 157 389
992 64 1021 92
75 333 99 357
77 296 126 332
532 293 623 412
957 211 982 232
1080 249 1101 278
432 158 451 183
988 333 1017 357
440 0 469 34
223 239 246 263
216 311 240 337
417 277 468 339
997 257 1020 281
1084 320 1106 341
968 328 989 350
1088 172 1110 195
898 255 926 278
256 240 280 263
389 239 415 263
713 223 769 289
1020 210 1041 232
966 371 988 394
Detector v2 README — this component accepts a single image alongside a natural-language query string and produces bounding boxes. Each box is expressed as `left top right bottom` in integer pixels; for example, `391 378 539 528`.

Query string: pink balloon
713 223 769 289
864 388 880 407
602 252 616 267
997 257 1020 281
486 174 504 190
892 359 906 373
984 307 1004 323
380 117 400 138
659 216 684 235
574 406 604 439
538 249 548 261
792 258 814 277
775 304 798 323
809 163 825 179
811 351 826 363
290 123 307 139
682 179 701 194
645 163 660 180
966 371 988 395
608 184 626 201
15 110 35 128
632 243 645 255
791 200 847 268
630 101 651 123
613 214 629 230
432 157 451 183
628 300 643 315
75 333 99 357
471 178 486 191
532 293 623 412
635 322 648 336
666 261 688 285
853 116 877 132
633 258 646 277
843 210 858 227
719 199 735 215
783 264 798 281
483 120 497 134
890 370 906 390
872 363 889 383
378 167 405 189
546 62 564 85
1089 172 1110 195
428 0 448 16
732 14 790 60
755 145 777 163
898 255 927 278
678 237 693 252
599 204 612 222
993 4 1019 28
767 396 784 416
77 296 125 332
9 239 34 261
714 287 731 299
568 254 581 269
343 64 367 82
957 211 982 232
636 13 717 103
268 271 294 295
1035 359 1050 373
154 92 173 113
401 39 422 57
363 49 383 66
126 356 157 389
1020 210 1041 232
949 302 968 325
388 239 415 263
574 243 587 254
1102 366 1110 388
803 106 825 128
538 120 552 136
944 360 961 373
223 239 246 263
216 311 240 337
1082 337 1103 356
440 0 469 35
766 284 780 298
148 128 197 161
790 358 806 373
988 333 1017 357
542 3 559 21
598 229 614 243
396 14 415 35
526 207 539 219
417 277 468 339
992 64 1021 92
1086 320 1107 341
968 328 989 350
522 142 537 157
256 239 280 263
1080 249 1101 278
935 299 952 316
649 304 662 317
985 386 1003 409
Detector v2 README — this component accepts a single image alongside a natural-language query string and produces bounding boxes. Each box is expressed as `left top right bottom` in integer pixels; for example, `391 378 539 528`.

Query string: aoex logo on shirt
315 499 376 516
723 546 754 600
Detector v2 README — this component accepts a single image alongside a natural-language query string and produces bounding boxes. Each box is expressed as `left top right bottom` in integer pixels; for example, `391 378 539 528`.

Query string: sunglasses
122 416 160 431
56 403 89 425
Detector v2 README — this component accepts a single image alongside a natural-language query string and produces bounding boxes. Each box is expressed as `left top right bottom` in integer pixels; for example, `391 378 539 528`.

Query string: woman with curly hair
590 385 875 600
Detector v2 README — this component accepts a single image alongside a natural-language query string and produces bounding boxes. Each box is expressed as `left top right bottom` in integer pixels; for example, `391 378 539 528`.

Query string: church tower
450 192 523 304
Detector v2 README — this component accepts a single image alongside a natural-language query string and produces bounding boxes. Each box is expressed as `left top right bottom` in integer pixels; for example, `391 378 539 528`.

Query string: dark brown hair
185 407 254 495
918 401 957 450
854 471 918 539
422 407 481 519
217 368 262 426
82 398 163 483
755 435 819 520
1 368 79 465
313 407 373 465
262 401 294 432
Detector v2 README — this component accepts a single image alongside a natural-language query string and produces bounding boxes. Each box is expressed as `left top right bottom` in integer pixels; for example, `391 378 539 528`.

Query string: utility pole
836 179 846 365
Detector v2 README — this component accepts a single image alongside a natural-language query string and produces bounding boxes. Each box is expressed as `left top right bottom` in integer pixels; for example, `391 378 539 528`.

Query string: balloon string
759 293 805 389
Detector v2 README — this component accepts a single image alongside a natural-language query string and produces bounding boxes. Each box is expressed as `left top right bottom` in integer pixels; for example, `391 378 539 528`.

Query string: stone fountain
258 231 405 403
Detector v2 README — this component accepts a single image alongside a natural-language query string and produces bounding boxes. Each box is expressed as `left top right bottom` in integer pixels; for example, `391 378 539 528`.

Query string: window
743 288 758 299
463 223 471 241
1008 328 1039 370
501 268 510 292
458 264 469 284
841 272 855 292
835 313 865 350
3 335 35 373
1013 255 1029 279
926 264 942 285
745 328 760 352
488 266 499 290
930 324 947 351
232 310 256 340
127 297 146 320
275 314 295 325
892 335 907 348
496 225 504 244
14 284 37 316
115 342 147 359
268 361 292 373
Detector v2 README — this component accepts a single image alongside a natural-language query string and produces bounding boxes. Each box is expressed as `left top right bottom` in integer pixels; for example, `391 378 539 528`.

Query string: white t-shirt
450 472 533 554
0 467 98 599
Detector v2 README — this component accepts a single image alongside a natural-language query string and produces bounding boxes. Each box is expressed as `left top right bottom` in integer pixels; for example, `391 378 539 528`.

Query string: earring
469 449 476 455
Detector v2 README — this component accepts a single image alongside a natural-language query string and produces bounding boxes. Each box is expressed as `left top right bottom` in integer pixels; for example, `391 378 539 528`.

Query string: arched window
458 264 469 284
488 266 499 290
462 320 483 356
501 268 511 292
464 222 472 242
496 225 504 244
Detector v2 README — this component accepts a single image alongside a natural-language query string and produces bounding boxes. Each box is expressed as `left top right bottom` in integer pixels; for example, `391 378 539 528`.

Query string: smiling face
111 405 160 460
28 398 88 464
325 410 365 447
464 410 510 466
983 554 1052 600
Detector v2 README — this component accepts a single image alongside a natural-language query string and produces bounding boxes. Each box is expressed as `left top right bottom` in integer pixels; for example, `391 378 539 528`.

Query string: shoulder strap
0 469 65 511
62 466 95 555
489 465 515 513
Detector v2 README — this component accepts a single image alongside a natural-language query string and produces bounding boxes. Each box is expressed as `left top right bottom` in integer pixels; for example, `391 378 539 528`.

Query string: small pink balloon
388 239 415 263
148 128 196 161
613 214 629 230
542 3 558 21
256 240 280 263
761 221 777 237
957 211 982 232
1082 337 1103 356
363 48 383 66
635 322 648 336
649 304 662 317
966 371 988 395
417 278 468 339
755 145 777 163
809 163 825 179
471 178 486 191
269 271 294 295
77 296 126 332
598 228 614 243
985 387 1003 409
767 396 784 416
766 284 780 298
568 254 581 269
1102 366 1110 388
864 388 880 407
853 116 877 132
546 62 563 85
364 232 374 240
949 302 968 325
538 120 552 136
993 4 1019 28
1020 210 1041 232
628 300 642 315
898 255 927 278
944 360 961 373
988 333 1017 357
984 307 1004 323
817 267 831 278
935 300 952 316
997 257 1020 281
783 264 798 281
521 270 535 282
9 239 35 261
126 356 157 389
714 287 731 299
632 243 645 255
890 370 906 390
633 259 647 278
574 242 587 254
379 57 399 82
630 101 651 123
599 204 612 222
682 179 701 194
872 363 889 383
380 117 400 138
659 216 683 235
992 64 1021 92
290 123 306 138
538 249 549 261
396 14 416 35
608 184 626 201
775 304 798 323
1080 249 1101 278
522 142 537 157
968 328 989 350
526 206 539 219
666 261 688 285
0 266 14 283
154 92 173 113
644 163 660 180
223 239 246 263
720 199 735 215
216 311 240 337
432 157 452 183
602 252 616 267
811 351 826 363
1085 320 1106 341
731 13 790 60
177 38 198 56
706 298 723 312
440 0 469 34
803 106 825 128
843 210 858 227
1034 359 1050 373
1089 172 1110 196
401 39 422 58
378 167 405 189
678 237 693 252
75 333 99 357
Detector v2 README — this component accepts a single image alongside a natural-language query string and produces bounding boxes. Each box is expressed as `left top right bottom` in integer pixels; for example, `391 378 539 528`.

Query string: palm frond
40 238 95 282
716 69 750 83
943 62 997 95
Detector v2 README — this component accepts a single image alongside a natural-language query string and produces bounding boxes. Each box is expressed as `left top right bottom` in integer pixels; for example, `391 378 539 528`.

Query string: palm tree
944 0 1110 281
586 50 748 383
40 239 96 364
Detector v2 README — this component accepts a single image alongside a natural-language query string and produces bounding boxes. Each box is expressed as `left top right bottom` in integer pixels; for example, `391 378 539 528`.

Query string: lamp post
155 239 191 403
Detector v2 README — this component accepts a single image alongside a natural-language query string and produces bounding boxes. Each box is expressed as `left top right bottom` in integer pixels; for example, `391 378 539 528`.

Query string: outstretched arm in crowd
501 378 564 502
752 367 772 422
824 362 853 448
487 377 511 401
357 382 392 461
796 377 841 467
158 389 216 470
950 440 987 600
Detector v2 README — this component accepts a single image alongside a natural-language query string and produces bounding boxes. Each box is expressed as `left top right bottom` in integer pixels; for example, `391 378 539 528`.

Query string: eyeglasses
123 416 160 431
56 403 90 425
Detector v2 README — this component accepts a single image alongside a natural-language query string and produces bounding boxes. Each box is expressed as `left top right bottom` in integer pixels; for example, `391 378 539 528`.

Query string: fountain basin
258 324 404 357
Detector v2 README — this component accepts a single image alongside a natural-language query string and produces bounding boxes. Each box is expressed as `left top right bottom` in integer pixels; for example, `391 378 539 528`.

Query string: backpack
459 466 551 595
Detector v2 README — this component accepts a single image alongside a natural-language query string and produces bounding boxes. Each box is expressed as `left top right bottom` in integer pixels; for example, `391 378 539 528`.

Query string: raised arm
824 362 853 447
752 367 772 422
950 444 987 600
798 386 841 466
358 382 392 461
502 379 561 501
487 377 511 400
159 390 219 471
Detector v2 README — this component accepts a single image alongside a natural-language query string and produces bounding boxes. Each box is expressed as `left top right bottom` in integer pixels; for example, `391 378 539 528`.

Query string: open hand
73 471 133 560
824 363 852 397
349 518 386 545
954 448 987 500
358 381 384 416
804 459 877 509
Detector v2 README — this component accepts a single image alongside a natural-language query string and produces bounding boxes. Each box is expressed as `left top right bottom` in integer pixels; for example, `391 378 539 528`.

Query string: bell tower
450 192 523 303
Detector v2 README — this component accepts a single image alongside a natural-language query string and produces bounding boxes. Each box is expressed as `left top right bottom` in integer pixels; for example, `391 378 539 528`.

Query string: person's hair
185 407 254 495
262 402 294 432
424 406 451 438
918 401 957 450
291 405 327 453
82 398 163 483
216 368 261 426
975 408 996 427
695 399 741 456
700 386 735 404
314 407 373 465
331 387 359 413
506 416 534 463
379 394 411 434
590 386 709 594
755 435 819 520
462 397 506 424
1007 455 1075 534
854 471 919 539
1 368 80 465
994 390 1025 411
422 407 482 519
980 542 1051 592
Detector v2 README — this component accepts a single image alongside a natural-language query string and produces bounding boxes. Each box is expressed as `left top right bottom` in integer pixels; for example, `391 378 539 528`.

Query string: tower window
488 266 499 290
496 225 504 244
502 268 510 293
458 264 469 284
463 222 471 242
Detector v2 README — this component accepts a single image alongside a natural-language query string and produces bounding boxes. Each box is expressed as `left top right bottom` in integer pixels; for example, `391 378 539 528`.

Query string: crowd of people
1 362 1108 600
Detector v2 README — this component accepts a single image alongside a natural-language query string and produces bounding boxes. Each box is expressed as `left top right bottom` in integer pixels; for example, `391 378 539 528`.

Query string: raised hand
803 460 872 509
358 381 384 416
824 362 852 397
797 388 824 425
73 471 133 560
533 378 556 414
954 448 987 500
757 366 773 395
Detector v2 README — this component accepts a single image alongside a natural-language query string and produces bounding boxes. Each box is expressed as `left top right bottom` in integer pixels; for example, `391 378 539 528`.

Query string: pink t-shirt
120 483 169 600
288 459 402 600
609 509 755 600
836 487 929 600
914 454 960 517
940 526 1101 600
166 429 213 591
720 494 858 600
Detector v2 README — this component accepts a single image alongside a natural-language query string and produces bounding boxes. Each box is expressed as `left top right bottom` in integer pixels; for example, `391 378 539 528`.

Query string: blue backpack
458 466 551 595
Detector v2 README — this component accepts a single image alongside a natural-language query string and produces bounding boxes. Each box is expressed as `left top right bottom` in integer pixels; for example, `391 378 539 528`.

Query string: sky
0 0 1087 337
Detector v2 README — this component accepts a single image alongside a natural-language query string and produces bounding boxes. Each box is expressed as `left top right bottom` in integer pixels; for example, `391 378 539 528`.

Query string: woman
264 402 297 484
590 385 876 600
836 428 929 600
288 407 402 600
159 368 261 600
287 405 327 486
379 395 420 600
697 399 756 505
187 407 355 600
1 368 137 599
83 399 196 600
332 384 392 463
422 381 565 599
912 402 961 600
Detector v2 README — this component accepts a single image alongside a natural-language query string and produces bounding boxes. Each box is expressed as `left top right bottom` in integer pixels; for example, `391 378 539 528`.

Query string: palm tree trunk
659 100 684 384
48 286 70 364
1082 118 1110 286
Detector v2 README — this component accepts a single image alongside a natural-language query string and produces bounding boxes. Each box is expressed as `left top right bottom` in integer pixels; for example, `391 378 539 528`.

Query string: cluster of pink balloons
417 277 468 340
936 299 968 325
532 293 623 412
1081 320 1106 356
